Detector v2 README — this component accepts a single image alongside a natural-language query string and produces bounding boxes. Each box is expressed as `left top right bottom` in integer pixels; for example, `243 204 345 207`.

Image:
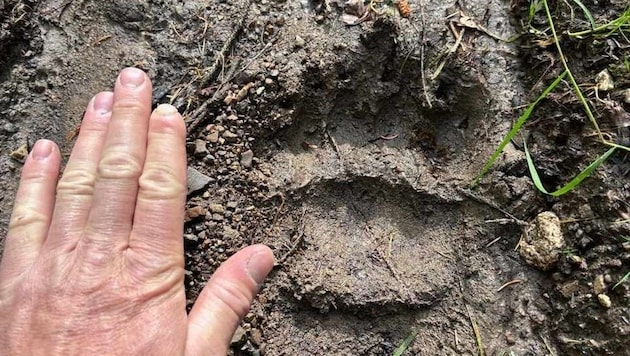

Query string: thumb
185 244 274 355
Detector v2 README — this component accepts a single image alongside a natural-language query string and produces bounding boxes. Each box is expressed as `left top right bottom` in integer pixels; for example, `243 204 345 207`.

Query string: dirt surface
1 0 629 354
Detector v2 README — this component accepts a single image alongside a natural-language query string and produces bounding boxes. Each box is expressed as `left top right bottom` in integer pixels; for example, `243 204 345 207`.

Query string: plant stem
543 0 604 142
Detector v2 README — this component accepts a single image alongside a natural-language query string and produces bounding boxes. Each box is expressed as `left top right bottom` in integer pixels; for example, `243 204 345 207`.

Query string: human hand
0 68 274 355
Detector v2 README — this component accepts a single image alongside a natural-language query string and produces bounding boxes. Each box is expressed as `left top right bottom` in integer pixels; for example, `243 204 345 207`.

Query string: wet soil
1 0 628 355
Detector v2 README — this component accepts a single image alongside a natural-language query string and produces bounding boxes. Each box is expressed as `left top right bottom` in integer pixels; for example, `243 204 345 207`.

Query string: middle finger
82 68 152 252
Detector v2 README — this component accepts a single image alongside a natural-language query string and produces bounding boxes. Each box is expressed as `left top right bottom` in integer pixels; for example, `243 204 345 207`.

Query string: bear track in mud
264 16 518 318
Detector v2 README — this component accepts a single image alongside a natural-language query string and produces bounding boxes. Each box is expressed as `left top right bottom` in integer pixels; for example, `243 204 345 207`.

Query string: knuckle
97 151 143 180
8 206 48 231
112 97 146 115
57 168 97 196
20 168 49 184
137 164 185 199
208 279 253 319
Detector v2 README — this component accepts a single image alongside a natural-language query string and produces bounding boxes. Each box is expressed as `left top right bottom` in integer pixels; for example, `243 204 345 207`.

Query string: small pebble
209 204 225 214
185 206 206 221
9 143 28 162
241 149 254 168
231 326 246 345
593 275 606 295
222 130 239 142
597 294 612 308
194 139 208 156
294 35 305 48
207 130 219 143
3 122 18 133
186 167 211 195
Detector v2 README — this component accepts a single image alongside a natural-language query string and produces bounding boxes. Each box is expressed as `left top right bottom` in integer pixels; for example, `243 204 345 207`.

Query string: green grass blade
524 144 617 196
543 0 604 141
572 0 596 29
392 330 419 356
472 71 567 186
613 271 630 289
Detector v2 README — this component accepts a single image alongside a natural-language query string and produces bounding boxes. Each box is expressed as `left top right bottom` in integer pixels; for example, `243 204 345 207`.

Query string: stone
3 122 18 133
294 35 305 48
185 206 206 222
209 203 225 214
222 130 239 142
194 139 208 156
222 226 240 239
207 130 219 143
230 326 246 345
186 167 211 195
9 143 28 162
595 69 614 91
593 275 606 295
250 328 263 345
597 294 612 308
241 149 254 168
519 211 564 270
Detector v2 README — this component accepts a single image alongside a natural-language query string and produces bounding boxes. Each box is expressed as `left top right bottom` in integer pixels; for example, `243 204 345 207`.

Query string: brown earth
1 0 628 355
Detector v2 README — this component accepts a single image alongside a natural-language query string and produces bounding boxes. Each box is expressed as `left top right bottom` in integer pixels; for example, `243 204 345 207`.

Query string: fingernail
31 140 54 160
154 103 178 116
119 67 146 88
92 92 114 114
246 247 274 285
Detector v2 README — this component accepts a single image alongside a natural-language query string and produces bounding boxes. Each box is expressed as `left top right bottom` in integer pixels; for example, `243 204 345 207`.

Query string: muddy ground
1 0 629 354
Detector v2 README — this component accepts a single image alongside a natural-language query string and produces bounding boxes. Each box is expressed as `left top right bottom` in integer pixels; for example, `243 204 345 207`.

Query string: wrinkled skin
0 68 274 355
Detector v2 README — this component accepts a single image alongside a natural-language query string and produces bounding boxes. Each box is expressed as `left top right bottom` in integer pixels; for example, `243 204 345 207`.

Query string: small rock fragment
3 122 18 133
519 211 564 270
569 255 583 264
185 206 206 222
222 226 240 239
623 88 630 104
240 149 254 168
558 280 579 298
294 35 305 48
595 69 614 91
597 294 612 308
593 275 606 295
250 328 263 345
209 203 225 214
222 130 239 142
230 326 246 345
194 139 208 156
186 167 211 195
9 143 28 162
207 130 219 143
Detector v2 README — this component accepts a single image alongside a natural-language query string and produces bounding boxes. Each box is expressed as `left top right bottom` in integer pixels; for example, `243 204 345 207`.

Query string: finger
46 92 113 251
83 68 152 250
186 245 274 356
129 104 186 259
0 140 60 280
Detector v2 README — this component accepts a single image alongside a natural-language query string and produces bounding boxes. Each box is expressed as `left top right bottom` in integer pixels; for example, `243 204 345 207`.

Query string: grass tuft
473 0 630 196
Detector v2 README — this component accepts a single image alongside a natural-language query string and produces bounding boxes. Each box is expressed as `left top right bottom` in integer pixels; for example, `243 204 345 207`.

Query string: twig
496 279 523 292
484 236 502 248
457 187 528 226
325 124 343 161
197 5 249 88
459 280 485 356
276 209 306 265
185 58 241 132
